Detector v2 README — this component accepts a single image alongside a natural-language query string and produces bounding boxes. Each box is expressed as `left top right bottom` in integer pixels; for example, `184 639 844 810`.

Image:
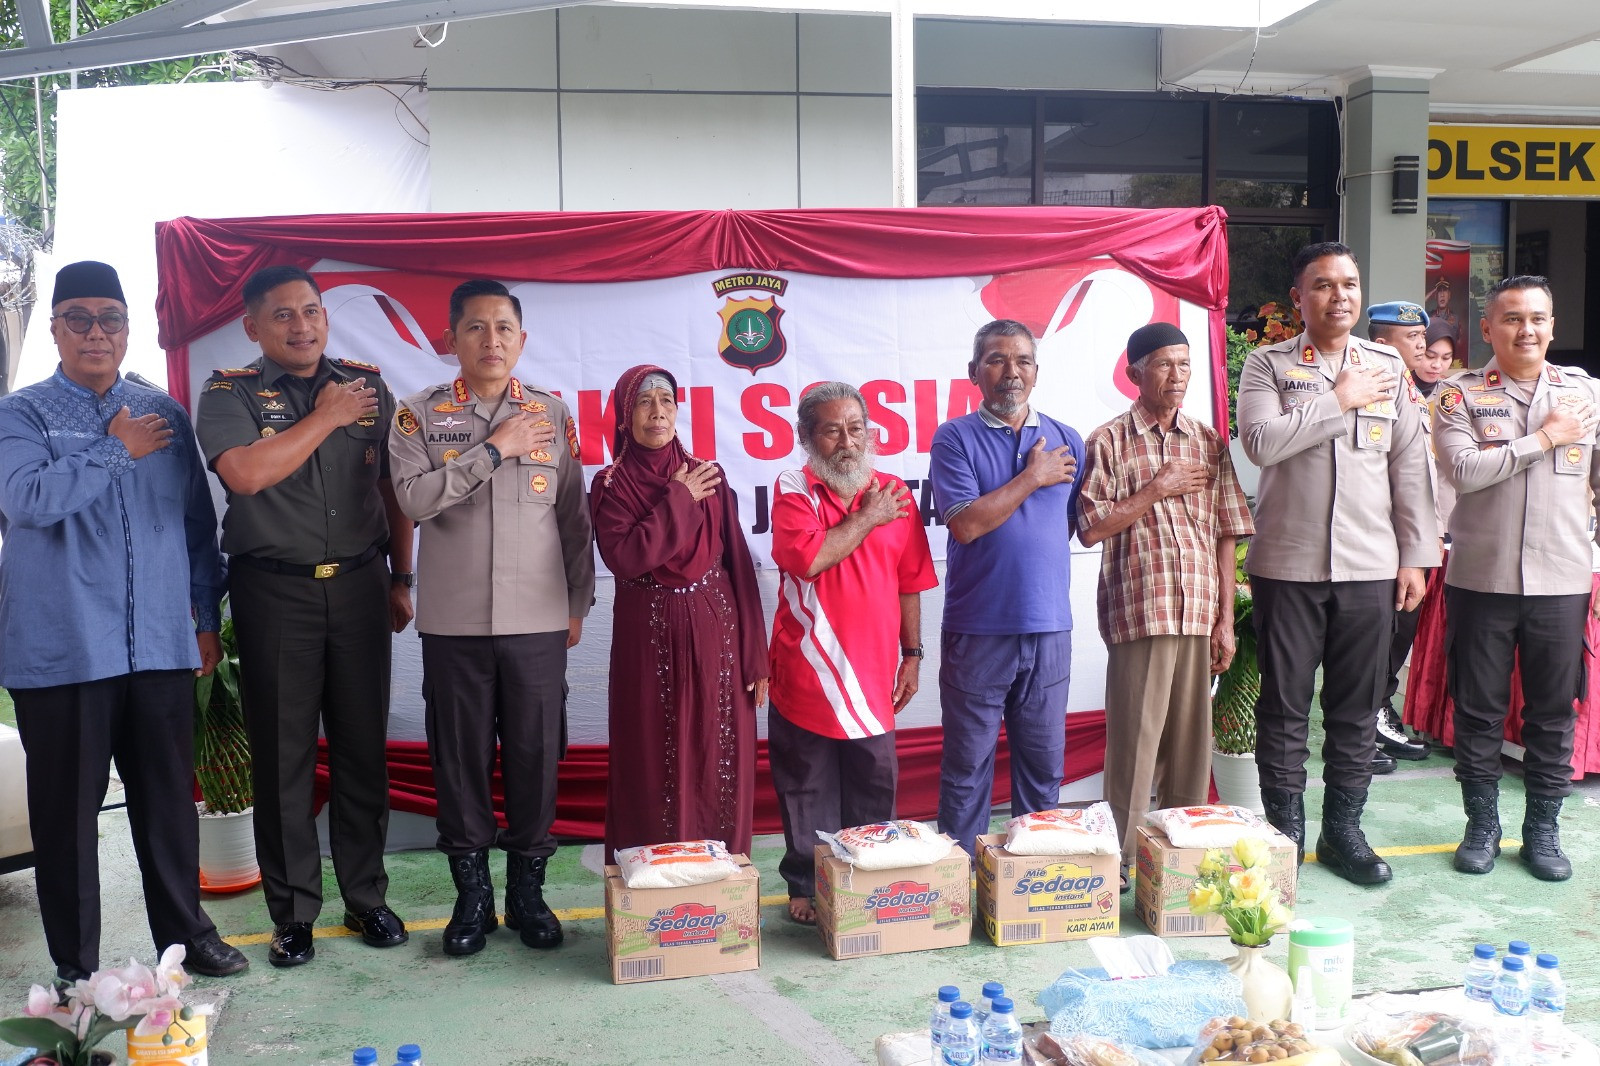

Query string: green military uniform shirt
195 355 395 563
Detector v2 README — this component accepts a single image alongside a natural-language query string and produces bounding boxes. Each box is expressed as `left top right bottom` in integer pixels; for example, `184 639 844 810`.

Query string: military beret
1368 301 1429 328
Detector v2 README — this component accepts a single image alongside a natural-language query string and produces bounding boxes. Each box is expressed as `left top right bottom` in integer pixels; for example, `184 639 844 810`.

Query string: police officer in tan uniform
1434 275 1599 883
196 264 415 968
389 280 595 954
1238 242 1440 886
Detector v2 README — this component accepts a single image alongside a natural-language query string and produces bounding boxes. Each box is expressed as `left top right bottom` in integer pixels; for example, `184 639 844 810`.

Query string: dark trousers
937 630 1071 857
421 632 567 858
230 559 392 924
1446 586 1586 797
767 706 898 899
1383 569 1437 711
12 671 214 974
1252 577 1391 791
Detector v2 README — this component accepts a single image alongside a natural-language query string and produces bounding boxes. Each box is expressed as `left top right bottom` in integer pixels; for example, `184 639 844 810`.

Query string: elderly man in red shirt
768 382 938 925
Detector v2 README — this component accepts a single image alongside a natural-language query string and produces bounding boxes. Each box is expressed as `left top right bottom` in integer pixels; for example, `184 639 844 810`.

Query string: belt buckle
313 562 340 579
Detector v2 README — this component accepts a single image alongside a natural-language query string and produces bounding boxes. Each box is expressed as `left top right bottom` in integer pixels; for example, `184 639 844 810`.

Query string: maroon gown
591 365 768 859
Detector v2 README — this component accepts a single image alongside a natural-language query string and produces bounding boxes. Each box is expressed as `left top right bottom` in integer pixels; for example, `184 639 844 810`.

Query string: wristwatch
901 646 924 658
391 572 417 588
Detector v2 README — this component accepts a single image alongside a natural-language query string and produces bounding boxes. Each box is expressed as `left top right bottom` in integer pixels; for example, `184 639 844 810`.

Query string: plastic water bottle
931 985 961 1050
352 1051 378 1066
1465 943 1498 1003
1529 953 1567 1061
980 995 1023 1064
1492 955 1531 1063
942 1002 980 1066
1508 939 1533 960
394 1045 423 1066
976 981 1005 1024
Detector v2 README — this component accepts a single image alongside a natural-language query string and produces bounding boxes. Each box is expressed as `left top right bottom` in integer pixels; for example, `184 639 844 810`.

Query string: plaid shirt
1078 404 1254 645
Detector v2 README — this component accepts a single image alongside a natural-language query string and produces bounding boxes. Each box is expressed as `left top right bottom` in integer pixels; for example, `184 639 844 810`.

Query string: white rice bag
1144 804 1271 849
1003 803 1121 856
614 839 740 889
818 820 953 870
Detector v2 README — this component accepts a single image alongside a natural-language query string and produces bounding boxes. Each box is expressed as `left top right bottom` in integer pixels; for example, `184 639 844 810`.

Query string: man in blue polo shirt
929 318 1085 856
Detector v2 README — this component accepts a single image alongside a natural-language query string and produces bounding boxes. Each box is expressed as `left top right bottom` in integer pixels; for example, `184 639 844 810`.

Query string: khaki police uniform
1237 332 1441 791
195 355 399 926
389 376 595 858
1435 359 1600 796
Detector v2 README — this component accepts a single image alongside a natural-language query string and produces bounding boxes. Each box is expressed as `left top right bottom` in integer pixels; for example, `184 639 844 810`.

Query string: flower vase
1227 940 1293 1023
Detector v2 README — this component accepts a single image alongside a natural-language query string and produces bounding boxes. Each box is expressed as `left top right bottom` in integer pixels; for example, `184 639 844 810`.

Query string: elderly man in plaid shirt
1078 322 1254 888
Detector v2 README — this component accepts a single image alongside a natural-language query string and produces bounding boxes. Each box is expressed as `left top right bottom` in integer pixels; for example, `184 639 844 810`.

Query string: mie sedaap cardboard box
604 854 760 983
1133 824 1297 937
814 842 971 959
974 832 1119 946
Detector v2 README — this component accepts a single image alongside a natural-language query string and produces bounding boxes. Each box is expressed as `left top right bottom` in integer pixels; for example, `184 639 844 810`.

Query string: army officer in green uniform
195 265 416 968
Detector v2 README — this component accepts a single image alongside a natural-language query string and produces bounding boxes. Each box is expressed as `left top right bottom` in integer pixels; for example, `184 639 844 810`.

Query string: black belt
231 543 384 580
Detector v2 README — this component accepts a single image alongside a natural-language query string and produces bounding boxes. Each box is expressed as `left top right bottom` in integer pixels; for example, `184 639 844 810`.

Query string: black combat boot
1519 794 1572 882
1453 781 1501 875
505 853 564 949
442 849 498 956
1260 788 1305 866
1315 785 1392 885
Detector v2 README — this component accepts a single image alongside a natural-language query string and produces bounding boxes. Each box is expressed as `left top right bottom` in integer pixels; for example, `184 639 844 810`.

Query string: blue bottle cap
990 996 1014 1014
397 1045 422 1064
950 1002 973 1019
1474 944 1496 959
1501 956 1525 971
939 985 961 1002
982 981 1005 998
1536 953 1559 969
1508 940 1531 955
353 1051 378 1066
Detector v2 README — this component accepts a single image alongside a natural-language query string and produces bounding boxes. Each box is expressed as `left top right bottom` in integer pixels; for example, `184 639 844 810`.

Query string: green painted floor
2 726 1597 1064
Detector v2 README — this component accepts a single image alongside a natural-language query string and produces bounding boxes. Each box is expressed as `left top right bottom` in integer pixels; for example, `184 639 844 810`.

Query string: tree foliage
0 0 233 234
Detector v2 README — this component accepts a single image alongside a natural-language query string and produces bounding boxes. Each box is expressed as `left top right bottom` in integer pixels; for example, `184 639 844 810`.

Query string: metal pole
888 0 916 207
70 0 78 89
32 76 49 232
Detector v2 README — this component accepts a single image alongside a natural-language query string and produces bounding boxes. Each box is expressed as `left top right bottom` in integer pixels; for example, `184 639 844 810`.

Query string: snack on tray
1004 804 1121 856
1182 1017 1339 1066
1345 1010 1496 1066
1031 1033 1140 1066
818 820 953 870
614 839 740 889
1146 805 1272 849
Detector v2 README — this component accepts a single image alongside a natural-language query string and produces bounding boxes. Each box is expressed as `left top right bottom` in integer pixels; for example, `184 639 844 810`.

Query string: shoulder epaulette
335 358 382 374
215 366 259 378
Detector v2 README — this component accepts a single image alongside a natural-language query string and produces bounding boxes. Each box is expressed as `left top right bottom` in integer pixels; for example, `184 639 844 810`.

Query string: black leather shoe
55 964 91 984
1376 707 1430 760
1369 750 1398 775
183 930 250 977
443 849 498 957
268 922 315 967
344 905 409 948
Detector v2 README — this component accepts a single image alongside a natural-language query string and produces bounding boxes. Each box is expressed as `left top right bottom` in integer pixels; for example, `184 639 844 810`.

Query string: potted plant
193 607 260 892
1212 544 1263 814
0 948 196 1065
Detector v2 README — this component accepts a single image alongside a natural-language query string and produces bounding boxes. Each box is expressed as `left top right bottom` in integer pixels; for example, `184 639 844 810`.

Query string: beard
804 438 877 497
983 381 1026 419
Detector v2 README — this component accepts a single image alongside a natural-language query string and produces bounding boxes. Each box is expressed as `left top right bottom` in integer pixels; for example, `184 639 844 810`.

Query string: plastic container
931 985 961 1050
1464 943 1498 1003
394 1045 423 1066
942 1002 980 1066
353 1052 378 1066
1286 917 1355 1030
980 995 1023 1064
1529 953 1567 1061
976 981 1005 1025
1508 940 1533 960
1492 955 1531 1063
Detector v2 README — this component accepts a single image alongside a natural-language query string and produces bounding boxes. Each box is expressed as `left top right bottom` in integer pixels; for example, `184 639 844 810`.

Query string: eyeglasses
54 311 128 335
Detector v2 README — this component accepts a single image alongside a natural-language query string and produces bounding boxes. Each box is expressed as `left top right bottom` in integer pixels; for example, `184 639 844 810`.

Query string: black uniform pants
1252 576 1391 792
12 670 214 974
230 559 392 924
1383 568 1438 711
767 705 898 900
1445 586 1586 797
420 632 567 858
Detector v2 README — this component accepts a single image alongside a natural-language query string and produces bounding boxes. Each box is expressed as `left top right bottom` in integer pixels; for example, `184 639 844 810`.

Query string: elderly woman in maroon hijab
591 364 769 858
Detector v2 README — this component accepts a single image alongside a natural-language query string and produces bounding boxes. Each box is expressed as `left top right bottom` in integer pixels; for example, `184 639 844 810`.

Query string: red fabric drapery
314 715 1108 840
154 206 1231 422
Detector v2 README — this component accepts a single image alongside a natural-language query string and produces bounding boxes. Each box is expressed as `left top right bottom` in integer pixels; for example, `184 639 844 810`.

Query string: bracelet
483 442 503 469
901 646 924 658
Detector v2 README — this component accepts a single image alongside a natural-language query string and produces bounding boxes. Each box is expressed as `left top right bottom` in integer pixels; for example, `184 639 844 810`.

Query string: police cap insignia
1368 301 1429 328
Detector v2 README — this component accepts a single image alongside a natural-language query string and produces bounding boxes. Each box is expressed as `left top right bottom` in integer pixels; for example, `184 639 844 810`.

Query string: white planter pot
196 804 260 892
1211 749 1264 816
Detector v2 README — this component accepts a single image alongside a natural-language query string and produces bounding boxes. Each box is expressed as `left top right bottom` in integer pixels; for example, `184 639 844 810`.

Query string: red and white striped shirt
768 467 938 739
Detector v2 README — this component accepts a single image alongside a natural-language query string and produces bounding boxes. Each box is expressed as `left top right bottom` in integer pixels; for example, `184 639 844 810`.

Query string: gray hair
796 381 869 443
970 319 1036 369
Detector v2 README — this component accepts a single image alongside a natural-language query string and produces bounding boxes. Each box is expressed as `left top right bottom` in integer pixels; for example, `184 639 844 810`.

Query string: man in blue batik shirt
0 261 248 982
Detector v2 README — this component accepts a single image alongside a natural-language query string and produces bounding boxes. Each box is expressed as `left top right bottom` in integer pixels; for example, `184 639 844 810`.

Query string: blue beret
1368 301 1428 328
